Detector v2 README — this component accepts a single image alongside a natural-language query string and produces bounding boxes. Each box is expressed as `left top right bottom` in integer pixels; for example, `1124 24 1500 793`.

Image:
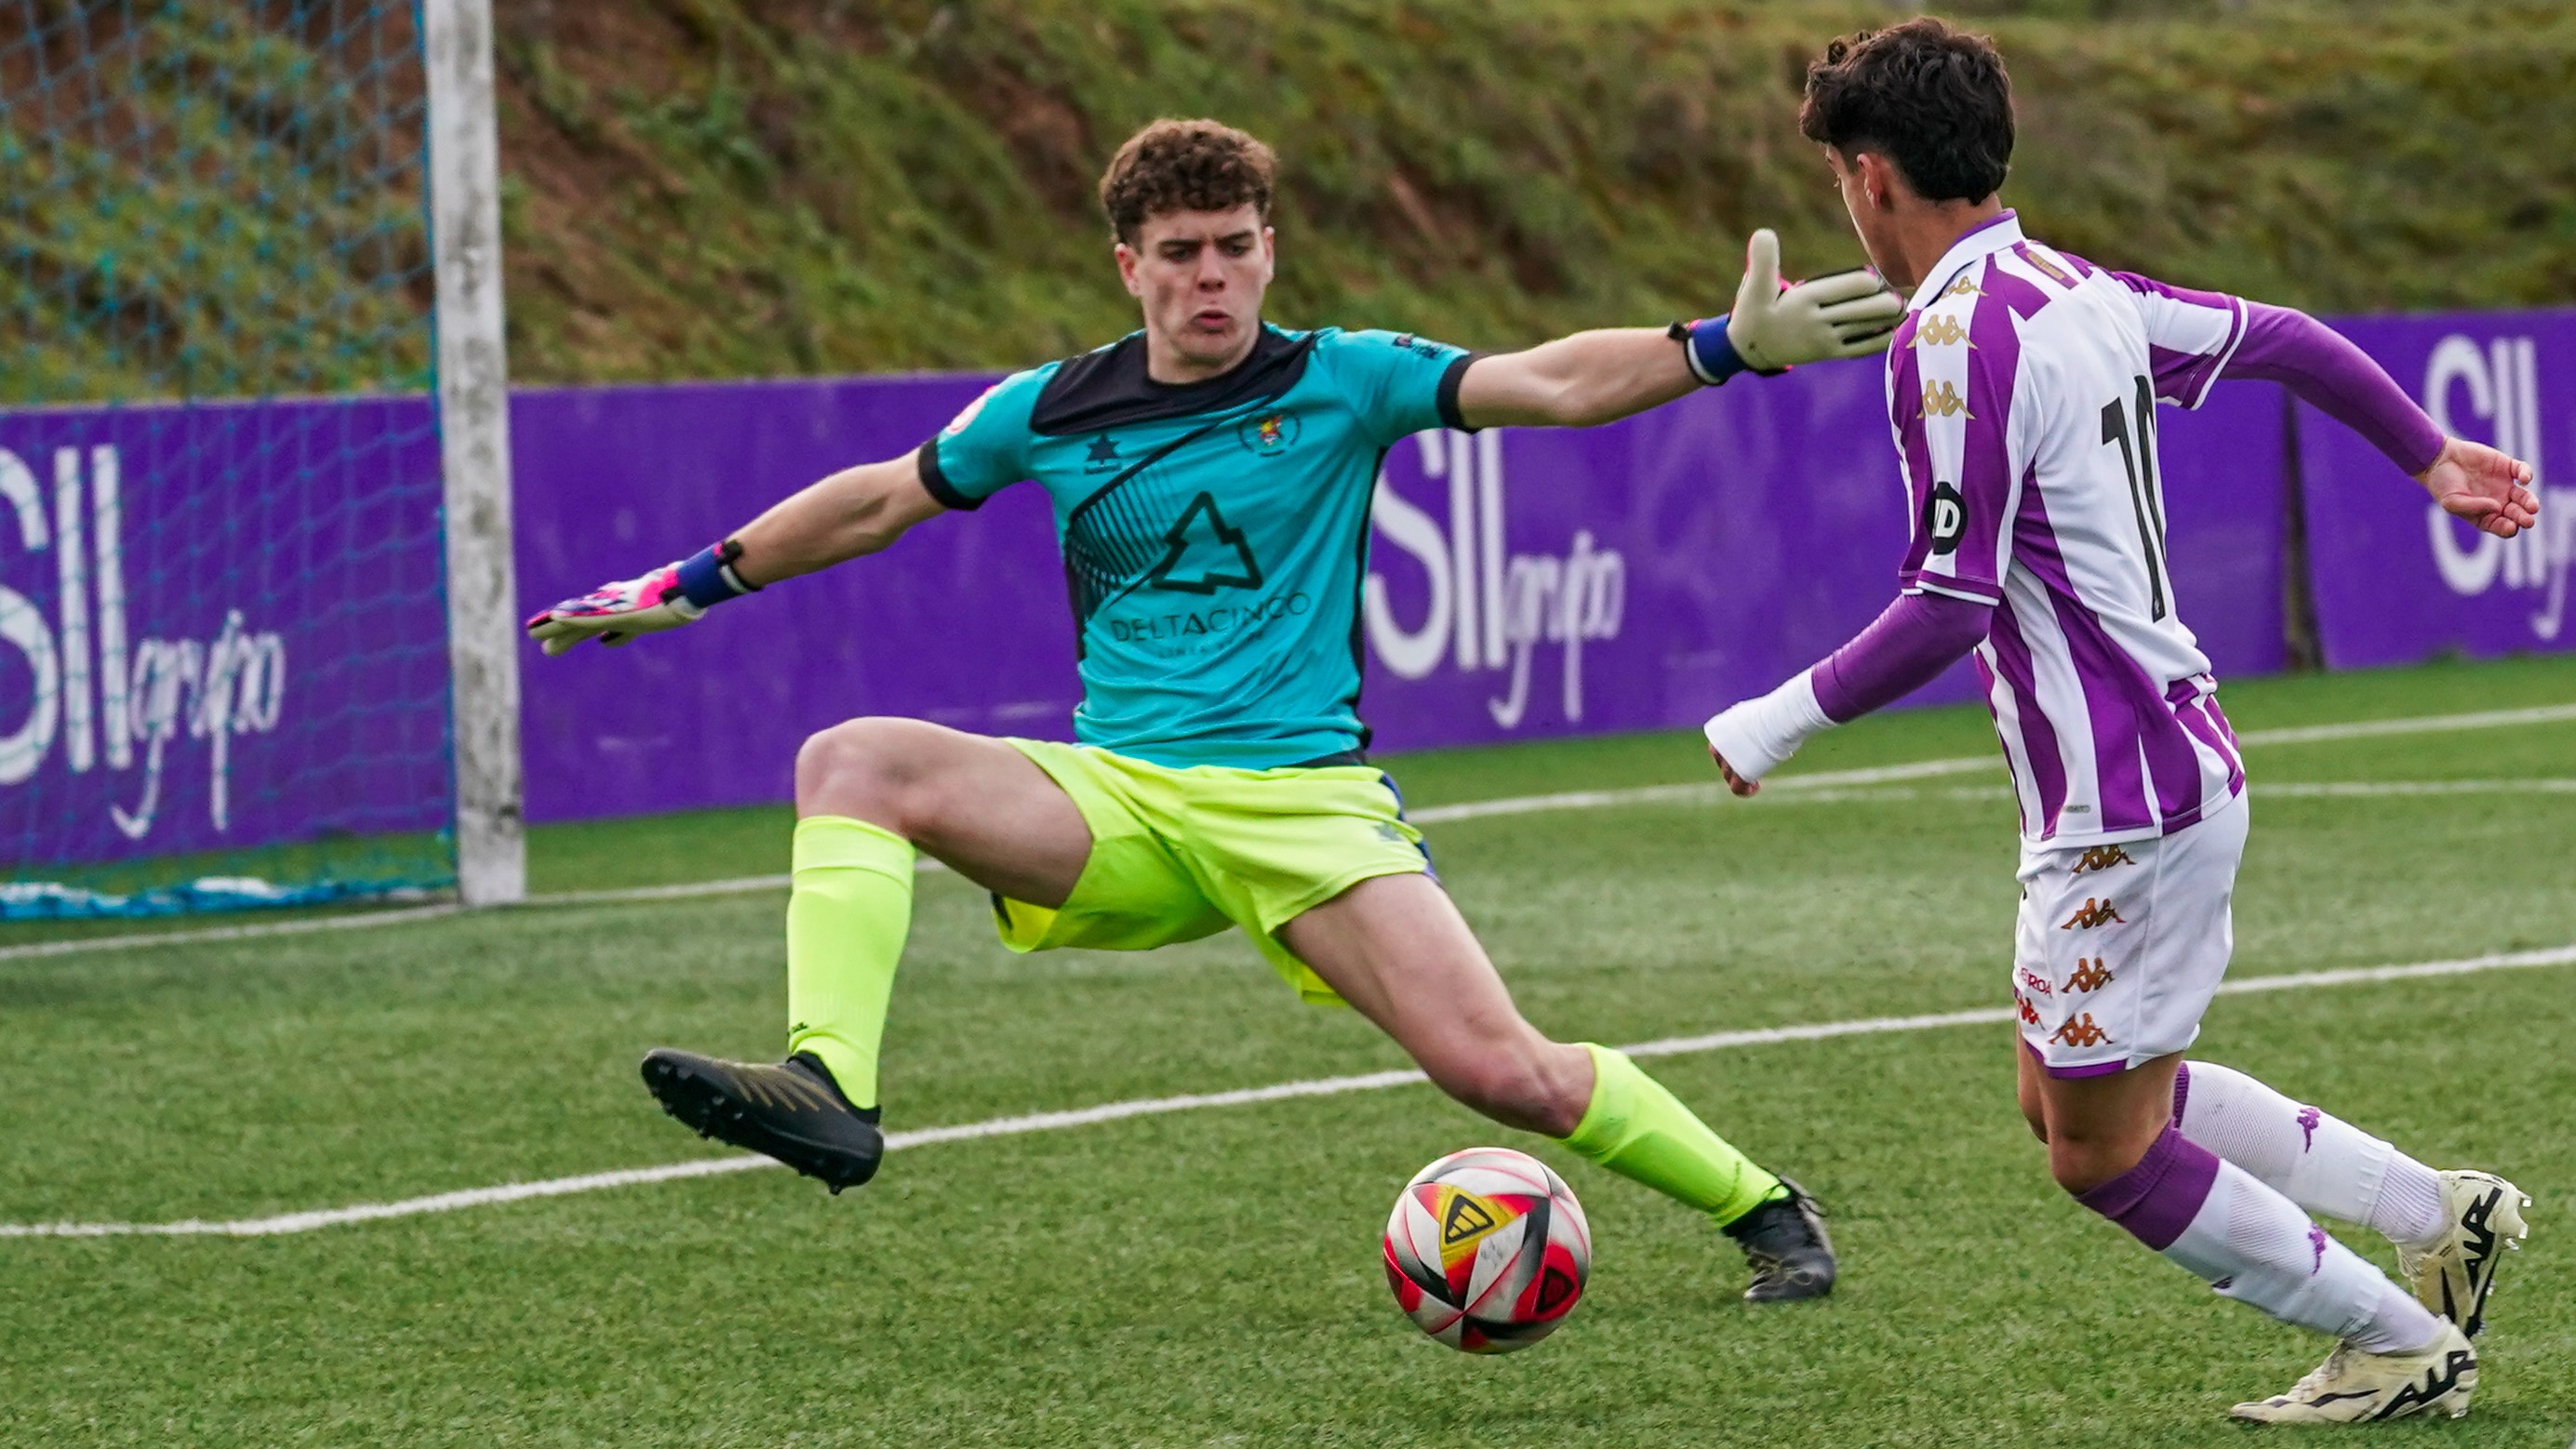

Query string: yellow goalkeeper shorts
991 738 1432 1005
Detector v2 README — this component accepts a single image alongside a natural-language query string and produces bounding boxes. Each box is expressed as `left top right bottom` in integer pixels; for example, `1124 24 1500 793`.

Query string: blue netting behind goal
1 1 456 920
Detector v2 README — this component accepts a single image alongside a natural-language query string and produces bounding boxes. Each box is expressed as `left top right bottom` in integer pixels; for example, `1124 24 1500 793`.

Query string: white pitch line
7 941 2571 1241
5 699 2569 964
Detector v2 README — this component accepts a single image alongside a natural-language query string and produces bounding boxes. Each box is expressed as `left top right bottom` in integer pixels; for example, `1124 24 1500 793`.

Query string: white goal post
424 0 525 907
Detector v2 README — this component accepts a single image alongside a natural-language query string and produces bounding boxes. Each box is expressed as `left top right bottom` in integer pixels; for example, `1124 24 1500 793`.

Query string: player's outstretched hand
2418 436 2539 538
1726 229 1905 371
1708 745 1760 799
525 561 704 655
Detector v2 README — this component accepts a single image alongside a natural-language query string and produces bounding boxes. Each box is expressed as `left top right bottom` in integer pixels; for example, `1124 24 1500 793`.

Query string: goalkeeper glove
1675 228 1905 384
525 539 759 655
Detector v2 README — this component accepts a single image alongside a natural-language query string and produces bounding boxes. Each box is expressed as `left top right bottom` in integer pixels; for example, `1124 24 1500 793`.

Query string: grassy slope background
495 0 2576 382
9 1 2576 399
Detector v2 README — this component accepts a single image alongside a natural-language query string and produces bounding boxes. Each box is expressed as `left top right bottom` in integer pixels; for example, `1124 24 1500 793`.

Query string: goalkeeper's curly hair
1098 119 1276 245
1799 18 2014 205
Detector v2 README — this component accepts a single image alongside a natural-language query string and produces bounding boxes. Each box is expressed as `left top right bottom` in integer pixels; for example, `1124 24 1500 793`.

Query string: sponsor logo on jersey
1917 314 1972 347
2063 958 2114 993
2071 844 2137 875
1921 379 1973 419
2049 1013 2112 1047
2060 897 2126 930
1106 591 1312 646
1235 409 1302 457
1144 493 1263 594
1925 481 1967 554
1390 333 1448 359
1084 433 1122 473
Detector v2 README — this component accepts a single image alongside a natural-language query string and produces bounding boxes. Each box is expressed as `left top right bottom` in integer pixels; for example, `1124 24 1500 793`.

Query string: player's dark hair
1798 18 2014 204
1098 118 1277 246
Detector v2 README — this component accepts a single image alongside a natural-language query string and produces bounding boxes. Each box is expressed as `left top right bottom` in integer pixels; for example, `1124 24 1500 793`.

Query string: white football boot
2230 1322 2477 1424
2396 1170 2530 1337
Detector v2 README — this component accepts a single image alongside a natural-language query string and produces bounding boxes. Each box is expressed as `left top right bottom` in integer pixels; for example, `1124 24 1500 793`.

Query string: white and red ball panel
1381 1147 1590 1353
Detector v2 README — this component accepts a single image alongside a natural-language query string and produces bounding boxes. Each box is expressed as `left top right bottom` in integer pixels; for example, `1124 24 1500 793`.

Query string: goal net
1 0 518 919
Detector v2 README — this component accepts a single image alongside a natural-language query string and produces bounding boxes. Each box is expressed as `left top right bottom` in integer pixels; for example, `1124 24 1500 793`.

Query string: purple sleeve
2224 302 2445 476
1811 592 1994 724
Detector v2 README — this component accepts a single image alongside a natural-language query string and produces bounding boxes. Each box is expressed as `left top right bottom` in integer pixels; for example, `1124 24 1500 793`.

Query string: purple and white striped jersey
1889 211 2247 847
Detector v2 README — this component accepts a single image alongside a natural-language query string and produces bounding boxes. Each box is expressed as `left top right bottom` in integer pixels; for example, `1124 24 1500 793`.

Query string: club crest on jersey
1235 409 1302 457
1921 380 1972 419
1926 481 1967 554
1917 314 1972 347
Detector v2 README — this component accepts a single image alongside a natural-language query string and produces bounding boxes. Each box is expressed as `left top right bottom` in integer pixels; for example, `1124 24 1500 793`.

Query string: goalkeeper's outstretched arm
1457 228 1901 430
526 453 941 655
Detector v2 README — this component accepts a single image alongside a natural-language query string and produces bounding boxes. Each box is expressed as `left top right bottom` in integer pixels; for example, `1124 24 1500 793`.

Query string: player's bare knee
795 717 932 829
2045 1135 2143 1196
2017 1085 2050 1143
1434 1051 1580 1138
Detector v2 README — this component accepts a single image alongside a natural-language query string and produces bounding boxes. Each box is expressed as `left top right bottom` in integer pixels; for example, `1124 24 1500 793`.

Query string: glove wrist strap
1671 316 1769 387
674 538 761 609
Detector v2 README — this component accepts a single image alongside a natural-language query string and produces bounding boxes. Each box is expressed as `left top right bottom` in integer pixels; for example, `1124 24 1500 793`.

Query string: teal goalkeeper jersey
917 324 1475 769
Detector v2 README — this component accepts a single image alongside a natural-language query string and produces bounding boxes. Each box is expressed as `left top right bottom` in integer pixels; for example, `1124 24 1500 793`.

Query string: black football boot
640 1048 884 1192
1721 1176 1836 1302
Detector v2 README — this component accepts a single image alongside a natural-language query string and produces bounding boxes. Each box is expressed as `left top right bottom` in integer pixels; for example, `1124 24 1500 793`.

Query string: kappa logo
1917 314 1971 347
2071 845 2137 875
2308 1224 2331 1274
2049 1013 2112 1048
1942 273 1981 299
2018 995 2041 1026
2297 1106 2322 1151
2060 897 2126 930
1235 409 1302 457
1920 379 1972 419
2063 958 2114 993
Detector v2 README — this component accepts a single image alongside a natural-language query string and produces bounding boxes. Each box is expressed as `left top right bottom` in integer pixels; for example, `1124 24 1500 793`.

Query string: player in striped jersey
1701 20 2537 1424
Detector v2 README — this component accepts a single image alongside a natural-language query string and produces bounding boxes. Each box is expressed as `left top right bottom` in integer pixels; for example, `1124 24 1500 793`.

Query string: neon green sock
782 815 914 1110
1561 1044 1785 1226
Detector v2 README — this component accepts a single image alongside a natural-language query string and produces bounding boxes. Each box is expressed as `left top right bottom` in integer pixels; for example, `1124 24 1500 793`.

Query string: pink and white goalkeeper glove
526 539 759 655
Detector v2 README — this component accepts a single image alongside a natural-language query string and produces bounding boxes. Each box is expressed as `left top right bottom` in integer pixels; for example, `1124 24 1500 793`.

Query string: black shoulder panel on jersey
1029 326 1317 437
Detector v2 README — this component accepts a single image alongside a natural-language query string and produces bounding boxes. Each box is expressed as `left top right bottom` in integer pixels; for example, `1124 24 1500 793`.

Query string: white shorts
2011 796 2249 1078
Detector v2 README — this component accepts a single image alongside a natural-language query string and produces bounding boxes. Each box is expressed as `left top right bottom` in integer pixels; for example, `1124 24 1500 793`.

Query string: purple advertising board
511 360 2286 823
2295 310 2576 669
0 324 2458 865
0 397 452 871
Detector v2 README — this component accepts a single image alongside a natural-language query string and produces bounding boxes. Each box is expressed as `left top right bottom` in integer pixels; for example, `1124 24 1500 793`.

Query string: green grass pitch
4 657 2572 1446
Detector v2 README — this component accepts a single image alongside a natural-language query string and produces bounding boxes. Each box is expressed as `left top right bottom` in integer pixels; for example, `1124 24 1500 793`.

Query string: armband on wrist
673 538 761 610
1670 316 1755 387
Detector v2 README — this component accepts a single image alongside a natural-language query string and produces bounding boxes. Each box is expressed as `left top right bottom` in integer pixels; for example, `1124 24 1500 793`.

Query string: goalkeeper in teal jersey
528 118 1899 1302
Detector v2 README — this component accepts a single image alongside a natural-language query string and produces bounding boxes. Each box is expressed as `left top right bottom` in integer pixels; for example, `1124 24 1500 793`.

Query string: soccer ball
1381 1147 1592 1353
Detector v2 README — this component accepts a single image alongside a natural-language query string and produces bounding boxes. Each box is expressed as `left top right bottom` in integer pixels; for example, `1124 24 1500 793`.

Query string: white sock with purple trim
2171 1059 2448 1248
2080 1125 2445 1354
